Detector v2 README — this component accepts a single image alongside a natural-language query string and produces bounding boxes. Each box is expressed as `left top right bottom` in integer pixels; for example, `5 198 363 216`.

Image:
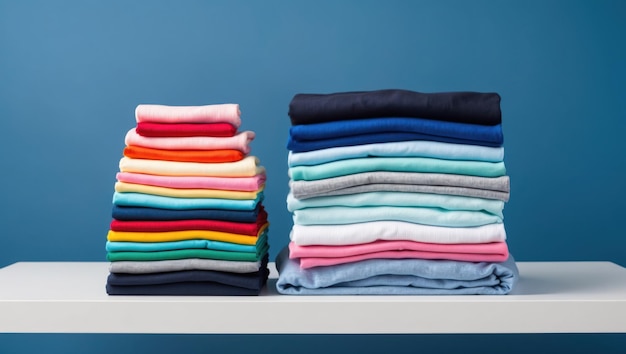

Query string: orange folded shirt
124 145 244 163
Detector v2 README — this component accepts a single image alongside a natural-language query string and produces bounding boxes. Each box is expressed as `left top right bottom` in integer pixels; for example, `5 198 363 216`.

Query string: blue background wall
1 0 624 353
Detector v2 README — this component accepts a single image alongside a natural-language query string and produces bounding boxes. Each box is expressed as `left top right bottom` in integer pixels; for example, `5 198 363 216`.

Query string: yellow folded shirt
107 224 268 245
114 181 264 200
119 155 265 177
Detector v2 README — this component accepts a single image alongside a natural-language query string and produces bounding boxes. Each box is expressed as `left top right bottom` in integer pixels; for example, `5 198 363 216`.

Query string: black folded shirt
288 89 501 126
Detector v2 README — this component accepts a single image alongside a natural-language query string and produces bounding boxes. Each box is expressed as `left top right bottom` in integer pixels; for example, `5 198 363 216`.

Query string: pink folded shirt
116 172 267 191
289 240 509 269
135 104 241 127
125 128 255 153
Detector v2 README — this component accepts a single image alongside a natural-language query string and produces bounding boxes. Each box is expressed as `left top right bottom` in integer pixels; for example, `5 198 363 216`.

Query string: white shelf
1 261 625 334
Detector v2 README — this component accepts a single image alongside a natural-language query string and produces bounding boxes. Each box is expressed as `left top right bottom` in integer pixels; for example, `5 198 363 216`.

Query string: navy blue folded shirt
106 257 270 296
288 89 502 126
111 204 265 223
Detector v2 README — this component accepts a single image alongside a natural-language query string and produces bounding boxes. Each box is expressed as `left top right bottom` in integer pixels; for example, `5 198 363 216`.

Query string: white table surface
1 261 625 334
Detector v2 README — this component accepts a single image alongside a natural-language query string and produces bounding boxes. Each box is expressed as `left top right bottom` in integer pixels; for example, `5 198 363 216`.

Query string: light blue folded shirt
288 157 506 181
293 205 502 227
287 191 504 218
275 247 518 295
112 192 264 211
288 140 505 167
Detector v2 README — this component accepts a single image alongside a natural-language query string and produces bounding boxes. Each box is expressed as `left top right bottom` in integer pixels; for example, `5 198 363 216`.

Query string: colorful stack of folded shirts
105 104 270 295
276 89 519 295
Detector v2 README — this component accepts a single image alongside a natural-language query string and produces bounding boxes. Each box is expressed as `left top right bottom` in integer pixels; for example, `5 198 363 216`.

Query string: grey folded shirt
109 258 263 274
290 171 510 202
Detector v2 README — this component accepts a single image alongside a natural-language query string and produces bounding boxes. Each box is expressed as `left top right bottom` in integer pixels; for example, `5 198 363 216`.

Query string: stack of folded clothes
105 104 270 295
276 89 518 295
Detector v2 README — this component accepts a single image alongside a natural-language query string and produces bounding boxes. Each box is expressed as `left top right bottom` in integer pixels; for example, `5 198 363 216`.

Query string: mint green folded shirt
288 157 506 181
293 206 502 227
107 242 269 262
286 192 504 218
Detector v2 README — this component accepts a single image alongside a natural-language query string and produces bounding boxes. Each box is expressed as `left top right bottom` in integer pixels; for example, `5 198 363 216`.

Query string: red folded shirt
110 209 268 236
136 122 237 137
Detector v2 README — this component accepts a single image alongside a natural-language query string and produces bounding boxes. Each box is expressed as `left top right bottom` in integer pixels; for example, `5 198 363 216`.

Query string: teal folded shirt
288 157 505 181
112 192 264 211
107 242 269 262
106 232 268 253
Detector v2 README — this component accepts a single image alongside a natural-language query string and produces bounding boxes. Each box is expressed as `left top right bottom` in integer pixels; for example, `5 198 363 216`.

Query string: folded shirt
288 90 502 126
135 122 237 137
289 240 509 268
107 269 268 290
110 217 268 236
288 141 504 167
292 182 511 202
114 181 264 200
116 172 266 191
287 131 501 152
108 259 268 290
107 227 268 245
287 191 504 218
289 117 503 143
290 171 510 201
293 206 502 227
106 233 267 253
109 258 264 274
123 146 244 163
112 192 264 211
111 204 265 223
119 156 265 177
275 247 518 295
289 157 506 181
135 104 241 126
106 242 269 262
125 128 254 153
290 221 507 246
106 280 266 296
